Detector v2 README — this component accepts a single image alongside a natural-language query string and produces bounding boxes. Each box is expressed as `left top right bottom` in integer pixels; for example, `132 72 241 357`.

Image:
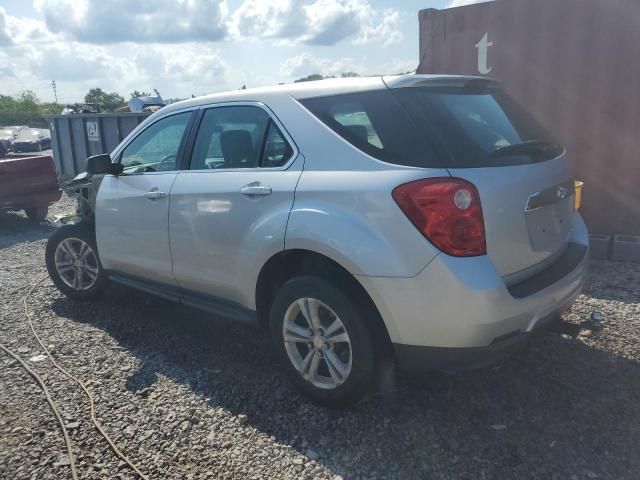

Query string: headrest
345 125 369 143
220 130 254 168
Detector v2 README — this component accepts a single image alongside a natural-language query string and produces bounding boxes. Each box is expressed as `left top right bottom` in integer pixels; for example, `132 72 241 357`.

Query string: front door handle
240 182 272 197
144 189 166 200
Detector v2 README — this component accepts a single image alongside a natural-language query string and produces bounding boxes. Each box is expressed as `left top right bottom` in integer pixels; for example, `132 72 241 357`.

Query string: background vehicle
12 128 51 152
0 125 28 151
128 89 166 113
0 153 61 221
62 103 102 115
46 76 589 407
0 128 15 151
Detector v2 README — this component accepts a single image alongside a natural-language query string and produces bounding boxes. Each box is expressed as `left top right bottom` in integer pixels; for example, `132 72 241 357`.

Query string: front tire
45 223 107 300
269 276 376 408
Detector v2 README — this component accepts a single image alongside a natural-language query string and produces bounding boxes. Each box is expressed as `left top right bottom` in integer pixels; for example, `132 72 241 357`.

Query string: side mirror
86 154 123 175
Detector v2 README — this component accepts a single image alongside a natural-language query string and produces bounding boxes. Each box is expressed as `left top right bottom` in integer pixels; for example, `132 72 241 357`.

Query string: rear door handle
240 182 272 197
144 189 166 200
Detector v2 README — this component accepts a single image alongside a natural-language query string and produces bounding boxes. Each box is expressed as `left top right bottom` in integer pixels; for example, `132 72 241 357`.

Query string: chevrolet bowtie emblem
557 186 569 200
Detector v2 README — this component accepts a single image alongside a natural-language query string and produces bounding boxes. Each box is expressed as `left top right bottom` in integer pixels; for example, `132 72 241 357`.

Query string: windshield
391 87 564 167
15 130 41 139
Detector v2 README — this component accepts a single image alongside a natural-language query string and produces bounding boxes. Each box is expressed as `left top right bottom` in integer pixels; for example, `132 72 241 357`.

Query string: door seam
283 154 306 250
167 171 181 285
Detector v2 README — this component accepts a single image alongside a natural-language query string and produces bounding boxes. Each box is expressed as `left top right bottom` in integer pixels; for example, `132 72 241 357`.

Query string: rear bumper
0 189 62 211
356 214 589 364
393 308 563 372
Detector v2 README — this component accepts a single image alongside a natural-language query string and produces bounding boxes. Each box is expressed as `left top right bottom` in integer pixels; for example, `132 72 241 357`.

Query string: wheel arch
255 249 392 351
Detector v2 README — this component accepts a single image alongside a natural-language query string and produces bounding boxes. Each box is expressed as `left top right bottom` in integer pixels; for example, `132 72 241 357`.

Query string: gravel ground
1 197 639 480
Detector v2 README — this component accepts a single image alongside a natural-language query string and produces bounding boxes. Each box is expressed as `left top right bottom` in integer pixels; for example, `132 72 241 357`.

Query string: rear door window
261 121 294 168
189 106 293 170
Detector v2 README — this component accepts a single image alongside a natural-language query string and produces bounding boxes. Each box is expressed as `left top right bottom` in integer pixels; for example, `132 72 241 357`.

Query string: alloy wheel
282 297 353 390
54 237 100 291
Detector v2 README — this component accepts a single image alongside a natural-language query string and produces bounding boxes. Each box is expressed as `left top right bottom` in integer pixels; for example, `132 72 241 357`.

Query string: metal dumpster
49 112 150 181
418 0 640 236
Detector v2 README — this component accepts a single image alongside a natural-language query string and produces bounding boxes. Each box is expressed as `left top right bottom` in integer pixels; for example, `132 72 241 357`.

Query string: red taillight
392 178 486 257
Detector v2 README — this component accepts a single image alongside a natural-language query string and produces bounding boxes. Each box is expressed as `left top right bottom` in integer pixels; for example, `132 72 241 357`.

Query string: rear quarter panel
274 92 450 278
286 170 448 277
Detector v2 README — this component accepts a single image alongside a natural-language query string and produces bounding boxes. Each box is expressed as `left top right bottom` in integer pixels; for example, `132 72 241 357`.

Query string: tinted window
302 88 563 168
120 112 191 173
190 106 292 170
301 91 440 168
392 87 564 167
261 121 294 168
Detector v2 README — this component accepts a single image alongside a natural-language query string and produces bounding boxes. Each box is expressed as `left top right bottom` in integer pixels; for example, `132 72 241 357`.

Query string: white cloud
281 52 416 80
231 0 402 46
134 44 230 96
0 7 13 46
281 52 361 79
0 0 409 102
34 0 228 43
3 12 57 45
447 0 493 8
10 41 113 83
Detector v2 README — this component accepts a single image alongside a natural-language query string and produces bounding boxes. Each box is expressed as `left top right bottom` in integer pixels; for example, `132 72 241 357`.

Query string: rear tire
25 206 48 222
45 223 107 300
269 275 376 408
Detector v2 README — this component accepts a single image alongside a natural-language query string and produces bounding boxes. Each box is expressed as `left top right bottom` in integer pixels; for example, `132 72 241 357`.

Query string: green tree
84 87 108 105
341 72 360 78
40 102 64 115
84 88 126 112
294 74 326 83
129 90 151 99
0 91 51 128
16 90 40 112
0 95 19 112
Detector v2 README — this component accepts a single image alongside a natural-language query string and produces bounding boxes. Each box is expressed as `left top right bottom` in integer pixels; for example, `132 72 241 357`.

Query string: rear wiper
489 140 553 158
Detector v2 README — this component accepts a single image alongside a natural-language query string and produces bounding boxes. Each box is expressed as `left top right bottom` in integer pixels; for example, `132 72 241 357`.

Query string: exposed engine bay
55 172 104 225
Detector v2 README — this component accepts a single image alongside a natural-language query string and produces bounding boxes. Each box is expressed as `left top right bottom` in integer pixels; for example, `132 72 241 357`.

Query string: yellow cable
23 275 151 480
0 342 79 480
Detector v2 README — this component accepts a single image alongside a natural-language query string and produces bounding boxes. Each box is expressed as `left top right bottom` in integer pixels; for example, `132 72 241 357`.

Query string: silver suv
46 75 589 407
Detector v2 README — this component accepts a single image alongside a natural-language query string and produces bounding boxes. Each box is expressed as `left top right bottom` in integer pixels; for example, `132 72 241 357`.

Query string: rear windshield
300 87 563 168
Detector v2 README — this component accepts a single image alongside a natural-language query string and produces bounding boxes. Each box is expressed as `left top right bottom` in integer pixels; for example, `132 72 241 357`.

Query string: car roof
160 74 494 115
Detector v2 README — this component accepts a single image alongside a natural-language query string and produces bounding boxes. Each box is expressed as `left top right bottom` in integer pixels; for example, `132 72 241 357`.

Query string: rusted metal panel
418 0 640 235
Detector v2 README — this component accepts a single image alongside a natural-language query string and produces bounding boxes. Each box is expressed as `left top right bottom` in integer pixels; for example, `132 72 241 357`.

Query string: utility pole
51 80 58 103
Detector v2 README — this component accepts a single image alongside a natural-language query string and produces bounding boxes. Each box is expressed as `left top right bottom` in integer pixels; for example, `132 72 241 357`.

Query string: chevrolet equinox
46 75 589 407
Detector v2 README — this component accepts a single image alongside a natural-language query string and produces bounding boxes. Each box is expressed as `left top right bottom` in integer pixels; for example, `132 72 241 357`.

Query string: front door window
120 112 191 173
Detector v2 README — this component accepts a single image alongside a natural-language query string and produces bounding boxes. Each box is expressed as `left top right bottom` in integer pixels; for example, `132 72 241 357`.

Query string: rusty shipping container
418 0 640 236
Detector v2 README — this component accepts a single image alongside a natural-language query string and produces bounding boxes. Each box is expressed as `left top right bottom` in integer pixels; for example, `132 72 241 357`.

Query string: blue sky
0 0 484 103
